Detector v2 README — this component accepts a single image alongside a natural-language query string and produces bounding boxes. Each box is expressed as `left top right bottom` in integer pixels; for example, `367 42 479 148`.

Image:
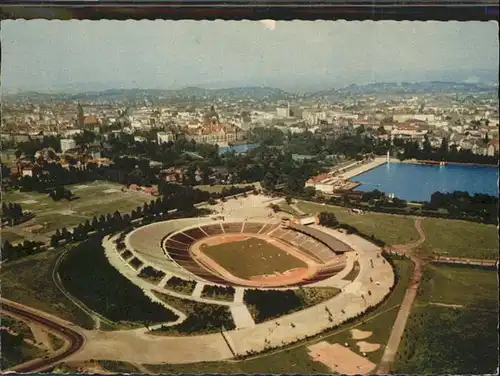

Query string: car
375 281 380 285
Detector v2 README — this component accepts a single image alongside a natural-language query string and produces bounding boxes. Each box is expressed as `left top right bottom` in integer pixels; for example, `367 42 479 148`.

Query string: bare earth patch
20 199 38 205
24 224 44 233
308 341 376 375
356 341 381 353
104 188 120 194
429 302 464 309
58 209 77 215
28 323 54 351
350 328 373 340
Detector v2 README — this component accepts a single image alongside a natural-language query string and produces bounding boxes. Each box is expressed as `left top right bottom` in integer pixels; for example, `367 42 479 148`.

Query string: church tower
77 102 85 128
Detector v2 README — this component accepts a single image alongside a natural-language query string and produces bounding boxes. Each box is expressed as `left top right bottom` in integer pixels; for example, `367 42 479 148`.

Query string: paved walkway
191 282 204 298
234 287 245 303
67 228 394 365
230 304 255 329
377 217 426 374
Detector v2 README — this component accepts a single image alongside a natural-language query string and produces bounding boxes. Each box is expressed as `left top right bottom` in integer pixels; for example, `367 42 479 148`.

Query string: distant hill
3 86 291 103
4 81 496 103
306 81 498 99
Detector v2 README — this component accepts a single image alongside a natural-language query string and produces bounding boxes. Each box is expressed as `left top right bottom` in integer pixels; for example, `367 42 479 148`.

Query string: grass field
296 201 419 245
0 247 95 329
1 316 36 342
0 148 18 164
152 291 235 335
418 218 498 259
1 229 25 244
194 184 252 193
3 181 152 239
97 360 142 373
200 237 306 279
145 257 413 373
0 330 47 370
278 202 300 215
394 264 498 374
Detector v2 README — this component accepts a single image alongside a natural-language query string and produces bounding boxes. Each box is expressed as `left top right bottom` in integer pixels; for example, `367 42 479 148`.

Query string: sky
1 20 498 93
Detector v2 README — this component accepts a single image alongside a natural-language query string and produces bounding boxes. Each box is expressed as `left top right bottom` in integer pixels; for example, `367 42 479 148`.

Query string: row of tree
1 202 24 225
1 240 45 262
50 182 248 248
398 136 497 165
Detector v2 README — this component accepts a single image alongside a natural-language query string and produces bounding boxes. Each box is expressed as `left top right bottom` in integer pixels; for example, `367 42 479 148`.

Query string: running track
0 299 86 373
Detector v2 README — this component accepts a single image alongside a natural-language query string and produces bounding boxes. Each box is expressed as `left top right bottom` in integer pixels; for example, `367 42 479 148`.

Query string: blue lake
218 143 259 155
352 162 499 202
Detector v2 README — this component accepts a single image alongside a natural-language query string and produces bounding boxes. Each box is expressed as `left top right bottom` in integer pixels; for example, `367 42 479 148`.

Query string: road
0 299 86 373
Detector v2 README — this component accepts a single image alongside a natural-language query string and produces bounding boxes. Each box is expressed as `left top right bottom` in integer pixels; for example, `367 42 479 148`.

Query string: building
60 138 77 153
184 124 245 146
277 102 291 118
157 131 174 144
487 139 499 156
291 215 317 226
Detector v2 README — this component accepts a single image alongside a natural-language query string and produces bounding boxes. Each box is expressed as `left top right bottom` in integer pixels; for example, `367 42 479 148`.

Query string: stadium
84 194 395 366
121 217 353 290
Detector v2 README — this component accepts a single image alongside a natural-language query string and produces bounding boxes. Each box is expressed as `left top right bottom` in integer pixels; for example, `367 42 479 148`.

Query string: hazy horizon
1 20 498 94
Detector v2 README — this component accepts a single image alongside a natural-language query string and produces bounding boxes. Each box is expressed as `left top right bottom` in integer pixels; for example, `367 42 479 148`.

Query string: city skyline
1 20 498 93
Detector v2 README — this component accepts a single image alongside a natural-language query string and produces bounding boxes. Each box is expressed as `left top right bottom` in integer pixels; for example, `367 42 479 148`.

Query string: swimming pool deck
340 157 388 180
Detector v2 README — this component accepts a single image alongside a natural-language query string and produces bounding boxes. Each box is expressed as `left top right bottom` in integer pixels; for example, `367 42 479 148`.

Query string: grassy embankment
394 264 498 374
143 257 413 373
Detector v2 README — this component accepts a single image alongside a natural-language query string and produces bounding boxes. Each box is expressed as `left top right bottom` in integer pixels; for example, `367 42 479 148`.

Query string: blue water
218 143 259 155
352 162 499 202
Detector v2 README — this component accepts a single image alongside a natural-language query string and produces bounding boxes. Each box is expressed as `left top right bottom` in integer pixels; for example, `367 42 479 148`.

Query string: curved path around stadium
0 298 86 373
65 224 395 365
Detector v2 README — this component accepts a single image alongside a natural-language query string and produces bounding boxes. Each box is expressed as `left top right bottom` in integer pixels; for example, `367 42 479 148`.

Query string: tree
50 235 60 248
285 196 293 205
439 137 449 154
268 203 280 213
423 135 432 153
318 211 339 228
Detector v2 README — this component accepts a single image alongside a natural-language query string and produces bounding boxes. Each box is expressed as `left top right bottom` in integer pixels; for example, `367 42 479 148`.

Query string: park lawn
416 263 498 308
0 333 47 370
394 264 498 374
317 258 414 365
1 316 36 342
0 148 18 164
278 202 300 215
97 360 142 373
20 212 89 235
418 218 498 259
200 237 306 279
194 184 252 193
0 247 95 330
4 181 152 235
151 291 235 336
1 229 25 244
146 257 413 373
296 201 419 245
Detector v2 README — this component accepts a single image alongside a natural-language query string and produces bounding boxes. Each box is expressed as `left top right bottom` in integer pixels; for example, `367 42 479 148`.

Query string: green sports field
2 181 152 240
200 237 307 279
